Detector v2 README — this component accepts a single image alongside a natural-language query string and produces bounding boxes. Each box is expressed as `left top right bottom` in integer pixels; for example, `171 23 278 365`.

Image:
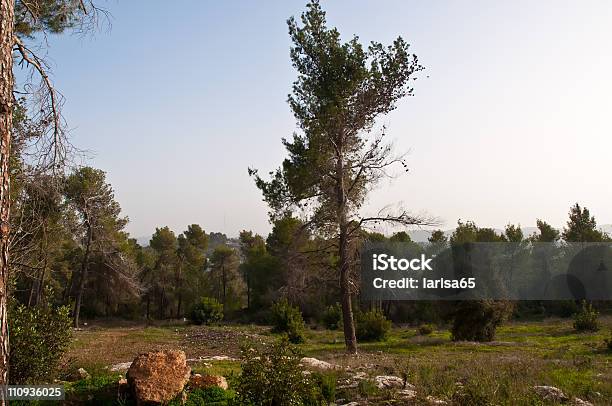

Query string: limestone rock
570 397 593 406
398 388 417 399
374 375 405 389
426 395 449 405
300 357 342 370
76 367 90 380
127 350 191 405
189 374 228 390
533 386 569 402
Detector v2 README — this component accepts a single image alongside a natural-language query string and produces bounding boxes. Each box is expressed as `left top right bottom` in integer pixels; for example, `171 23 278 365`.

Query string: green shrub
270 298 306 344
573 300 599 332
9 302 72 384
311 372 336 404
418 323 434 335
357 379 380 398
355 309 391 342
451 300 512 342
64 373 122 404
451 380 493 406
322 303 343 330
190 297 224 325
169 386 236 405
235 338 317 405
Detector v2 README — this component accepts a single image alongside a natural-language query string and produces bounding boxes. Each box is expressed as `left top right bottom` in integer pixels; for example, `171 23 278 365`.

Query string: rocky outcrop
127 350 191 405
300 357 343 370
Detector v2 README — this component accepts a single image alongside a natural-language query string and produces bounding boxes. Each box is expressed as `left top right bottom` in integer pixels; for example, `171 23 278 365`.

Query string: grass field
64 317 612 405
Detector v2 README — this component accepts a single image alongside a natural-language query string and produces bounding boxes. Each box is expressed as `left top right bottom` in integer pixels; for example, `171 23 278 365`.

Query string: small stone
300 357 342 370
76 368 90 380
533 386 569 402
426 395 449 405
398 388 417 399
117 377 129 398
189 374 228 390
374 375 405 389
570 397 593 406
110 361 133 372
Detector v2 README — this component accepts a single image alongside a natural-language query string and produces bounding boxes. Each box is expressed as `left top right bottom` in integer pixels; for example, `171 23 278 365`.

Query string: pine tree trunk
246 270 251 310
222 264 227 304
339 224 357 353
145 294 150 320
0 0 14 389
73 221 93 328
336 145 357 354
175 262 182 318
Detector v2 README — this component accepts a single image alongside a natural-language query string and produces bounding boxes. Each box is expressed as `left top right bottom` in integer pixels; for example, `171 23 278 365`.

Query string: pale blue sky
27 0 612 238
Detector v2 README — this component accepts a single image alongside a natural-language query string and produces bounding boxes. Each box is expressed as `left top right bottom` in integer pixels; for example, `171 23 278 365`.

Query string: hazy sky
28 0 612 238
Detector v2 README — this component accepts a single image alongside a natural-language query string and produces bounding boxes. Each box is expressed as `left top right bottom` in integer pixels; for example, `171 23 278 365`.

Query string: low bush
355 309 391 342
190 297 224 325
235 338 318 405
321 303 343 330
9 301 72 384
418 323 434 335
311 372 337 404
357 379 380 398
64 373 122 404
169 386 236 405
451 300 512 342
270 298 306 344
573 300 599 332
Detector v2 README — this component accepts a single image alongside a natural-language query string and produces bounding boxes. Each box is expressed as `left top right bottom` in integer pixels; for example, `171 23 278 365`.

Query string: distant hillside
134 233 240 251
408 225 612 242
135 225 612 246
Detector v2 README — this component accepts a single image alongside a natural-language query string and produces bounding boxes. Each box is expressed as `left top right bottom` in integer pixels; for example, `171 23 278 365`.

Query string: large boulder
127 350 191 405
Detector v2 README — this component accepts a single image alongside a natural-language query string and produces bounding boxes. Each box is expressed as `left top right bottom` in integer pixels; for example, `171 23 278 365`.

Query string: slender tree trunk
336 146 357 354
73 221 93 328
222 264 227 304
145 294 150 320
175 262 182 318
0 0 14 389
158 288 165 319
63 270 74 303
35 265 46 306
176 292 182 319
35 222 49 305
27 277 36 307
246 270 250 310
